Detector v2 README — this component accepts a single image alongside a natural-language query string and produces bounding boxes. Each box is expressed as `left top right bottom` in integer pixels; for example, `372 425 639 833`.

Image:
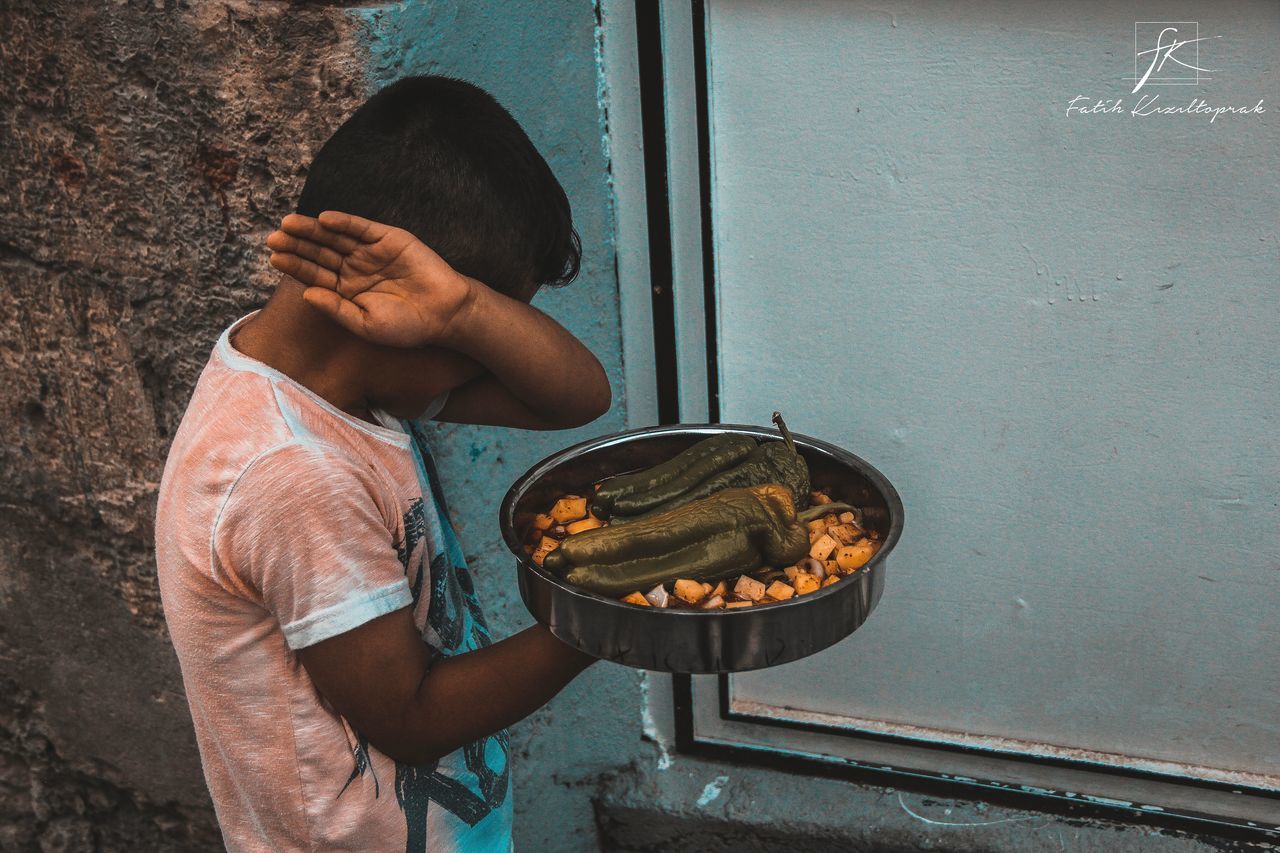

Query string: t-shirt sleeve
213 443 413 650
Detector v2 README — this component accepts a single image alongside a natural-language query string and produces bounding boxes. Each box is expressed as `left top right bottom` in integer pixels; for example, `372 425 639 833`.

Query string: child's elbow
571 367 612 426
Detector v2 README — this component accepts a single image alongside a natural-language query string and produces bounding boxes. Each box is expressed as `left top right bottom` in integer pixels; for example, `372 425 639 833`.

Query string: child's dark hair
296 75 581 297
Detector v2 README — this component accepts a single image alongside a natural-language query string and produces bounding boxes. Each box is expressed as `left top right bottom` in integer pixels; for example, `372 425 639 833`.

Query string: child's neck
231 279 379 425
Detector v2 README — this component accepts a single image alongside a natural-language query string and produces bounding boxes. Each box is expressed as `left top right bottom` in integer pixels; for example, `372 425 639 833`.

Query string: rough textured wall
1 1 377 848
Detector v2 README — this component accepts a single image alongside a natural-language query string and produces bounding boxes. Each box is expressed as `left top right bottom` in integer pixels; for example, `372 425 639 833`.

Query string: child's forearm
440 276 611 427
392 625 594 764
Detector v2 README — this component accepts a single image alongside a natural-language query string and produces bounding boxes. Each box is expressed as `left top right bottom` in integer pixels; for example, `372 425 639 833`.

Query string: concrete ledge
594 754 1262 853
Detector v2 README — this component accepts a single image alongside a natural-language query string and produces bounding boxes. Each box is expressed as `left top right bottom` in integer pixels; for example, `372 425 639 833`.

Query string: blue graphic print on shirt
340 420 511 853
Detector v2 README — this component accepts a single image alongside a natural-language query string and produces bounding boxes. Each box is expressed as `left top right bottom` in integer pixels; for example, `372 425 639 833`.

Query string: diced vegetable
838 511 857 525
829 524 859 545
725 600 753 609
622 591 650 606
809 533 838 561
674 578 707 605
822 575 840 587
733 575 766 602
766 580 795 600
835 541 875 572
801 557 825 581
532 536 559 567
644 584 671 608
793 572 821 595
566 515 605 535
551 496 589 523
533 513 555 531
710 580 728 597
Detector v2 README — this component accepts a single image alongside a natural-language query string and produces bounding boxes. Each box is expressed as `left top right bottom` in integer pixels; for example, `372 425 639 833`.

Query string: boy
155 76 610 852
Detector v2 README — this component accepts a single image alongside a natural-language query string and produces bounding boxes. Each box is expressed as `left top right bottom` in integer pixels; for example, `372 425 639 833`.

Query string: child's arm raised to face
267 212 611 430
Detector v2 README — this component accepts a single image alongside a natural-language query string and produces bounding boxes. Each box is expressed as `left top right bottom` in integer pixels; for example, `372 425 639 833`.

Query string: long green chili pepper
610 414 810 524
590 434 757 519
543 484 856 597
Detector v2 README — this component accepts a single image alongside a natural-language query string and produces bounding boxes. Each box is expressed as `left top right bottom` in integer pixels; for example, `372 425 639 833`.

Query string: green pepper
590 434 757 519
542 483 856 597
611 413 810 523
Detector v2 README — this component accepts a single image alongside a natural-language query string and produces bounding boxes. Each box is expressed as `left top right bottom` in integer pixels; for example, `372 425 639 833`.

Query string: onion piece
802 557 826 581
644 584 671 608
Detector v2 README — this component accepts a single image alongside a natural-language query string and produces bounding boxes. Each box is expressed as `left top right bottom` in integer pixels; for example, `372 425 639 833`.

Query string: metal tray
498 423 904 673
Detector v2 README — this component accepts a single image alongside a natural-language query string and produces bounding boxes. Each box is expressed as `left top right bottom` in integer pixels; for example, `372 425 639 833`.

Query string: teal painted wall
351 3 649 849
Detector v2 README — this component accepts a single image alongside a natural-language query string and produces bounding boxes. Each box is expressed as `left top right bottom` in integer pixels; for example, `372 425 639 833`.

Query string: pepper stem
772 411 796 455
797 502 858 524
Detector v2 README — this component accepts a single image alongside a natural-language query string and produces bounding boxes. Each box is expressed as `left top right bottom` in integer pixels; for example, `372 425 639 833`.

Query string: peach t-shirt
156 312 512 852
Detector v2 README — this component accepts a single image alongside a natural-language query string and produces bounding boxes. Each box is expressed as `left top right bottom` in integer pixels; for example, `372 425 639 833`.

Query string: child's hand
267 211 475 349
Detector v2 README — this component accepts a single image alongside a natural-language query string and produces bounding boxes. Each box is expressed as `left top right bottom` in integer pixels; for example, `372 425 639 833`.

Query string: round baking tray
499 423 904 673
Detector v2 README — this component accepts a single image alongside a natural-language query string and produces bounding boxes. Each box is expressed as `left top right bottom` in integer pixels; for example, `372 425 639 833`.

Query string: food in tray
590 412 811 523
522 414 882 610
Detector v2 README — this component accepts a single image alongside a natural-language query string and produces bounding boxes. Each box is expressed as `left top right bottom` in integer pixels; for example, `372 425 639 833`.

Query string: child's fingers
278 213 365 255
269 251 339 290
316 210 392 244
300 287 368 336
266 230 344 271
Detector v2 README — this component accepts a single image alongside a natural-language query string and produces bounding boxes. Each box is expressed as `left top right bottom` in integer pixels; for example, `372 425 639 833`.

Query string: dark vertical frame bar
691 0 720 423
634 0 680 425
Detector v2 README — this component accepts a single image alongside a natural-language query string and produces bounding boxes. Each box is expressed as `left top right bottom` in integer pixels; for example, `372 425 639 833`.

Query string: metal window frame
623 0 1280 842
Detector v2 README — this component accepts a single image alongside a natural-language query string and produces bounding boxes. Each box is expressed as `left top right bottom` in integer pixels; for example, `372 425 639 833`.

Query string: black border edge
661 0 1279 843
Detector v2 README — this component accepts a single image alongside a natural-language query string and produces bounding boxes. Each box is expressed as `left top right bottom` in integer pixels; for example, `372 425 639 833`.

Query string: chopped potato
566 515 605 534
835 541 876 572
621 591 650 606
531 537 559 566
733 575 766 602
766 580 796 601
824 559 839 577
533 513 555 531
793 572 821 595
710 580 727 598
550 496 588 523
829 524 859 545
812 493 833 505
809 533 839 561
822 575 840 587
806 519 826 535
725 600 753 609
838 511 857 525
674 578 707 604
